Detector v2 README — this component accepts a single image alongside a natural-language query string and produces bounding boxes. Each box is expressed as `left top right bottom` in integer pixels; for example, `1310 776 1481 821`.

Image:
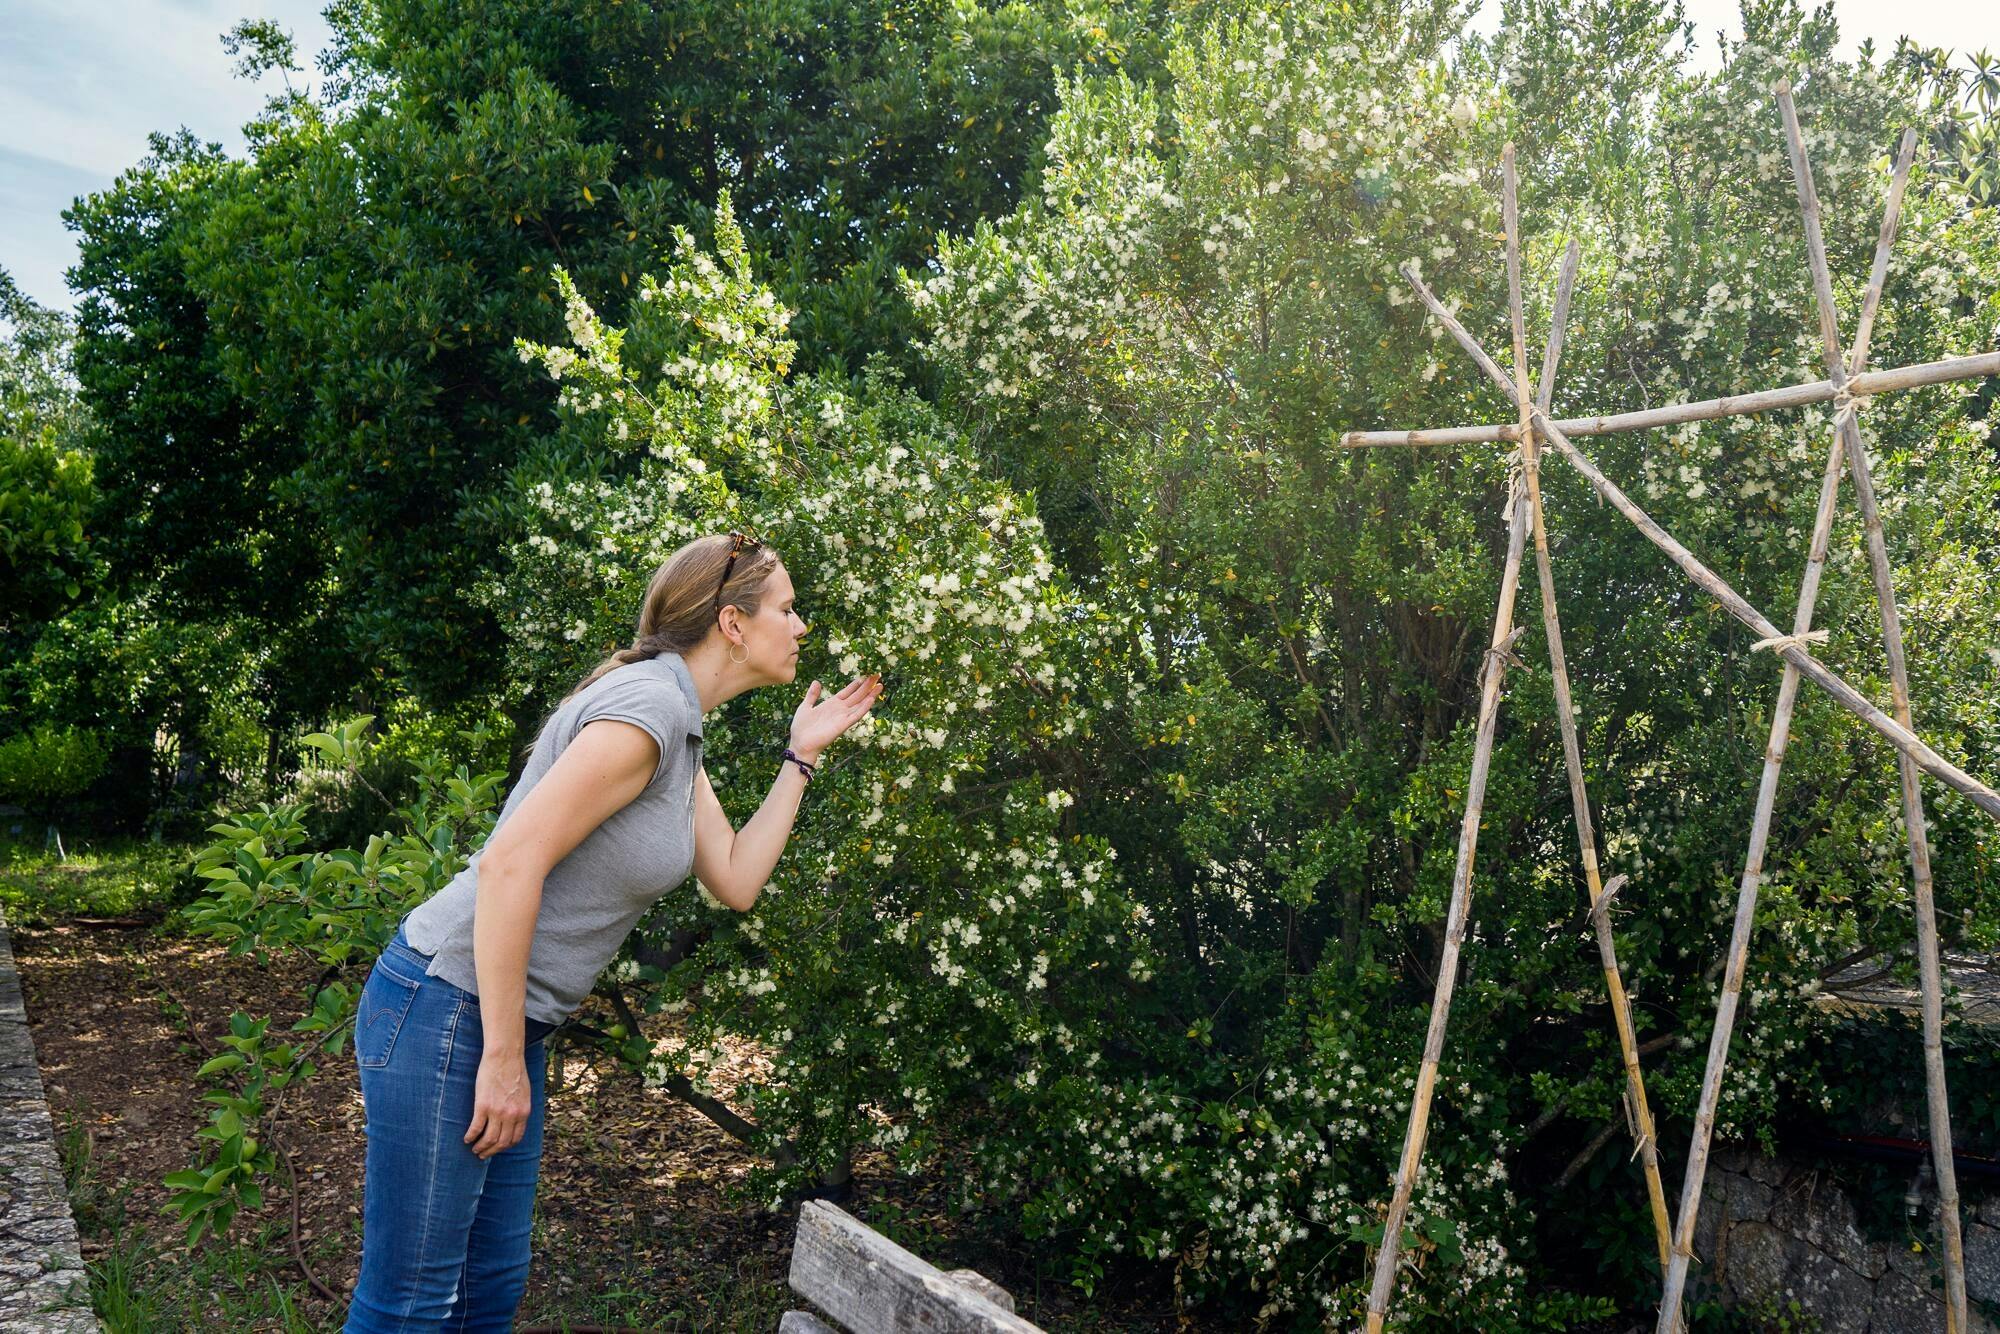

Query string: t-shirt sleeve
566 676 687 789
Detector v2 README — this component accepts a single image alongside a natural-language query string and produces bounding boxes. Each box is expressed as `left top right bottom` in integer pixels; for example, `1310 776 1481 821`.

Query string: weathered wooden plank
779 1311 841 1334
943 1268 1018 1313
788 1199 1044 1333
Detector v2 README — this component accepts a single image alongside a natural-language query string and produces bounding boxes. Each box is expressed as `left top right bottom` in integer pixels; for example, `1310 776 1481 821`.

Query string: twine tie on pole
1501 445 1526 516
1588 873 1630 928
1831 387 1870 428
1749 627 1830 656
1485 624 1529 674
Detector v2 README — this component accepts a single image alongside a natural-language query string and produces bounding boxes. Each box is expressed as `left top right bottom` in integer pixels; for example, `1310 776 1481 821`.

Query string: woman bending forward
343 531 881 1332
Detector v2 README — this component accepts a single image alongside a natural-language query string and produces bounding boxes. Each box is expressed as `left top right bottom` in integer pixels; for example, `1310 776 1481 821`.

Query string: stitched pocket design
355 964 422 1069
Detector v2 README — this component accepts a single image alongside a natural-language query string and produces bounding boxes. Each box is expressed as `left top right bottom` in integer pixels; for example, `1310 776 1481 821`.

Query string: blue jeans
344 924 559 1332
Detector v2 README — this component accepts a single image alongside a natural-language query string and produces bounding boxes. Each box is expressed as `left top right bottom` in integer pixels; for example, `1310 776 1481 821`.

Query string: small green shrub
167 716 507 1247
288 699 512 850
0 723 110 808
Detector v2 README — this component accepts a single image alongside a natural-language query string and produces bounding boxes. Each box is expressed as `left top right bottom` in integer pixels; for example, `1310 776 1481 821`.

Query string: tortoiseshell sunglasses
713 530 762 612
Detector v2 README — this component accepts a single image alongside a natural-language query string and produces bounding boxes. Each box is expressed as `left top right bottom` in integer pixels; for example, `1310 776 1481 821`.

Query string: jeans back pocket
356 962 422 1069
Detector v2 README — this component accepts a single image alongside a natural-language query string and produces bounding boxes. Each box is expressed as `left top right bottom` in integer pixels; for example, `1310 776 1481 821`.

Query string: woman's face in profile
742 562 808 683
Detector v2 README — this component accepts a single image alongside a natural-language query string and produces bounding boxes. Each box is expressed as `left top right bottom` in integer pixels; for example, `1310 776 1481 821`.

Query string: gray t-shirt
403 650 705 1025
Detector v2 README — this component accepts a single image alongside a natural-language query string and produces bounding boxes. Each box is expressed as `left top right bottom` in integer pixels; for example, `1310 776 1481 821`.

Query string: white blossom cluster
914 10 1502 428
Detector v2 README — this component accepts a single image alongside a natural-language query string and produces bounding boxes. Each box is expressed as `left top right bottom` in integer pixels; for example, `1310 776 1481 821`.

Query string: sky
1 0 334 312
3 0 1998 313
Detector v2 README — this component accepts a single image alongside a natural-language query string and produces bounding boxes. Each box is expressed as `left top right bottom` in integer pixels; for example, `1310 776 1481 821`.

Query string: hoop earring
729 643 748 665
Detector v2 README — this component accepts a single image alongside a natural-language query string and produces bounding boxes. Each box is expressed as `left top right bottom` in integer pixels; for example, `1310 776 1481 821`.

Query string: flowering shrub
908 0 1999 1324
489 191 1168 1228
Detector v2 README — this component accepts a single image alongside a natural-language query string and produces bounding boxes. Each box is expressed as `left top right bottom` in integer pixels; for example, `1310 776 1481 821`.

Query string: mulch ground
14 919 1192 1332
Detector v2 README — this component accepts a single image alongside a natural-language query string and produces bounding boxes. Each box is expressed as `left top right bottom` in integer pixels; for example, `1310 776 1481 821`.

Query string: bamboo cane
1338 349 2000 448
1360 181 1545 1328
1397 262 2000 822
1774 90 1966 1333
1360 498 1528 1334
1503 187 1679 1278
1652 96 1925 1333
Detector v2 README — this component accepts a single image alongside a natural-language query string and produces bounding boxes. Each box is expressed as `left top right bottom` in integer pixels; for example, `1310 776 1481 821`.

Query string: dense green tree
60 0 1176 718
62 131 344 799
0 262 265 834
0 268 96 639
65 136 328 646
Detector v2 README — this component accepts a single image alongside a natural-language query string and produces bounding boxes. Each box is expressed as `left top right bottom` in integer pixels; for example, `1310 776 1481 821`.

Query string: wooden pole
1397 262 2000 822
1337 349 2000 448
1361 497 1528 1334
1508 195 1680 1280
1774 89 1966 1333
1362 153 1540 1330
1652 94 1923 1333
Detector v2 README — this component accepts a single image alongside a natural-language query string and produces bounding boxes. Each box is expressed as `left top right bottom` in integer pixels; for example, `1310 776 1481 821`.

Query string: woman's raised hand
789 671 883 761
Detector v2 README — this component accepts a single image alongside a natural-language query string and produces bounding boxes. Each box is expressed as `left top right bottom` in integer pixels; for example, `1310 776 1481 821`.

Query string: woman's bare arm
687 671 883 910
688 762 807 911
460 717 657 1157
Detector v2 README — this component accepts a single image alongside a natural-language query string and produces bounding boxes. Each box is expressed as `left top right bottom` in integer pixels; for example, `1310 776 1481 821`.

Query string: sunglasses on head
713 530 763 612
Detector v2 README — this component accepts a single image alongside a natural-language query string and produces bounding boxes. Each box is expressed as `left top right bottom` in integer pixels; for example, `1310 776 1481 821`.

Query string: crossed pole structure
1346 86 1997 1333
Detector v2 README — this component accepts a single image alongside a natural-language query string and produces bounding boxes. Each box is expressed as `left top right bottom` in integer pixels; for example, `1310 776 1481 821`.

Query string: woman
343 531 882 1332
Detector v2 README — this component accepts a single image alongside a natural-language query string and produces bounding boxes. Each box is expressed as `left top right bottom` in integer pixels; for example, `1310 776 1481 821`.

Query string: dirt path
15 920 1181 1331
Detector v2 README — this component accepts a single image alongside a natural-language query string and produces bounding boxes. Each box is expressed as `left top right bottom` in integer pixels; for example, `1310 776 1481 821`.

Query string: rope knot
1500 445 1527 515
1831 386 1870 424
1588 873 1630 929
1750 627 1830 656
1485 624 1529 675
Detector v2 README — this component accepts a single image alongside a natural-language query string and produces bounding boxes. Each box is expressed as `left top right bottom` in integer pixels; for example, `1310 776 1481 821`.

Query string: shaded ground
11 890 1191 1331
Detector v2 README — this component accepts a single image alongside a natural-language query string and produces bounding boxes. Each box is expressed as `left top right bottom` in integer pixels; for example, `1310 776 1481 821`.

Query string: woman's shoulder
565 657 696 740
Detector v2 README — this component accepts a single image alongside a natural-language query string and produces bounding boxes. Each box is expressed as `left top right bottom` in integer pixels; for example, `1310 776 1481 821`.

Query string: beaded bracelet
781 747 817 782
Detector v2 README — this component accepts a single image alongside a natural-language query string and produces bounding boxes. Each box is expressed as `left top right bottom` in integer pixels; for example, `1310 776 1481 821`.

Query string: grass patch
0 833 200 927
57 1105 330 1332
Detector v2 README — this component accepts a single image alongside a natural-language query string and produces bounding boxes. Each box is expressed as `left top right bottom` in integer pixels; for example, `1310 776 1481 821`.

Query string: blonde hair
563 532 783 701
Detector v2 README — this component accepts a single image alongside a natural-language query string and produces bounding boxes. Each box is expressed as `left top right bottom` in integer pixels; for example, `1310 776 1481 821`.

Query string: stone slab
0 911 97 1331
1966 1221 2000 1307
1785 1246 1872 1334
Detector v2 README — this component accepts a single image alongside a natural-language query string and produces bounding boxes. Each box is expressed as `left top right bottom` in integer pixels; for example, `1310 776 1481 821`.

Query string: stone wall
1694 1144 1999 1332
0 912 97 1331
